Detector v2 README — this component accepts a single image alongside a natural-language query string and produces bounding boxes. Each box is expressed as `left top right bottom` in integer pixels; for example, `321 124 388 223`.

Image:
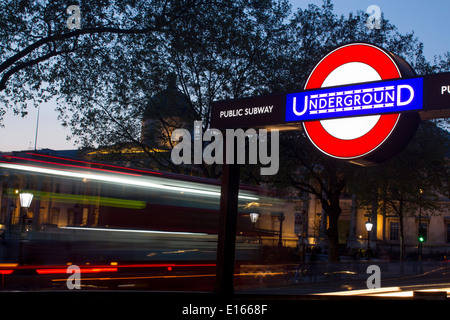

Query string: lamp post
249 212 260 245
18 191 33 263
277 212 285 248
418 188 423 262
365 220 373 260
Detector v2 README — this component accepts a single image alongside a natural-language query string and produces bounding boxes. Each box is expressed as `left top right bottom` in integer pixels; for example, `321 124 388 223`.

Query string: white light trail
60 226 209 236
0 162 259 201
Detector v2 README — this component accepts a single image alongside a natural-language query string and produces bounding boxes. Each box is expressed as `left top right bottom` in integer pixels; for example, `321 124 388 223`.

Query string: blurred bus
0 151 292 290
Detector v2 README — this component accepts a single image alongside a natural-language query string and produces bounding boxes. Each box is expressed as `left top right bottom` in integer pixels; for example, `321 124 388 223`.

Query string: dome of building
143 74 194 121
141 74 195 147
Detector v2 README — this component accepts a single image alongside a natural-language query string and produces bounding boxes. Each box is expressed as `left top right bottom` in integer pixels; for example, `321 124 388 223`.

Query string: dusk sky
0 0 448 152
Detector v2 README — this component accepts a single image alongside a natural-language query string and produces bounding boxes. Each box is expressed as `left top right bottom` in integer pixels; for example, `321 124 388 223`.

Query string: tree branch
0 27 160 74
0 48 71 90
0 26 166 91
0 0 214 91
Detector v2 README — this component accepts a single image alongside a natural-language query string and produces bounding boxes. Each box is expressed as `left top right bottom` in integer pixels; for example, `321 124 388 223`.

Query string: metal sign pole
215 162 240 298
215 130 240 298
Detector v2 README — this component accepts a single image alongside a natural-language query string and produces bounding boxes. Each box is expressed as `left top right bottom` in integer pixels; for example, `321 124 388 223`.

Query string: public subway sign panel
285 77 423 122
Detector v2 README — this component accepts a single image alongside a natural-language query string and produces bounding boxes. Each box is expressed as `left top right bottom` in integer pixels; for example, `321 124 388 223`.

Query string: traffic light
418 227 426 243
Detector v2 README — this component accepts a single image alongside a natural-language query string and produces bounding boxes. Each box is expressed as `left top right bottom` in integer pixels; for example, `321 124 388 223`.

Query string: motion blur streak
0 263 18 267
36 267 118 274
3 155 142 176
0 270 14 275
0 162 259 200
5 188 146 209
313 284 450 298
60 226 209 236
313 286 402 296
25 152 163 175
111 263 216 268
2 262 216 273
50 271 284 283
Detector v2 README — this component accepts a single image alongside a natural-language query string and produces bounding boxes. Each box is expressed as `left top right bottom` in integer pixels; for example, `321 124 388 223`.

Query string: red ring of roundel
303 43 402 159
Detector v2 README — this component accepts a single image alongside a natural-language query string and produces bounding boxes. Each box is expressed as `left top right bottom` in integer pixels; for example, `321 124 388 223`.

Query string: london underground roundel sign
302 43 420 165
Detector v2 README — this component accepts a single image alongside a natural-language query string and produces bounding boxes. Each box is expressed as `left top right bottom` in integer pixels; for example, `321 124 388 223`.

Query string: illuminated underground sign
210 42 450 166
285 77 424 122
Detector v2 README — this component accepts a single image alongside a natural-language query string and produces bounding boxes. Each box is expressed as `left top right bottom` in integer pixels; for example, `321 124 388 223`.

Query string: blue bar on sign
285 77 423 122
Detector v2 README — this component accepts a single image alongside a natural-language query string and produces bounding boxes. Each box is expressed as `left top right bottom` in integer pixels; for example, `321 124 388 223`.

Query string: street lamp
365 220 373 260
19 192 33 226
19 192 33 209
18 191 33 263
365 221 373 232
249 212 259 224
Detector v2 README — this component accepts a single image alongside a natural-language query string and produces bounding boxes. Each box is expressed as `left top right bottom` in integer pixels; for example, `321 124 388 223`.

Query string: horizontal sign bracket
210 72 450 130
